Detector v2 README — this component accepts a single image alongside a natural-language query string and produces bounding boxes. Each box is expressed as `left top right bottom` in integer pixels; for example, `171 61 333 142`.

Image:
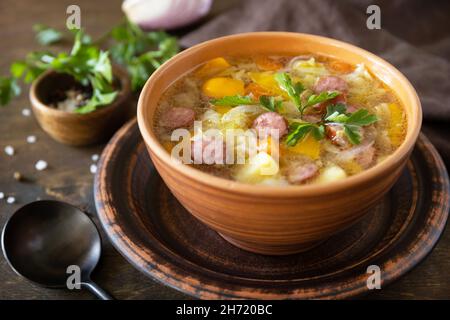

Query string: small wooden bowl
30 67 131 146
137 32 422 255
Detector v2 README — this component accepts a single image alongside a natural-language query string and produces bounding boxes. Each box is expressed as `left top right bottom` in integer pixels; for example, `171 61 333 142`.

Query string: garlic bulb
122 0 213 30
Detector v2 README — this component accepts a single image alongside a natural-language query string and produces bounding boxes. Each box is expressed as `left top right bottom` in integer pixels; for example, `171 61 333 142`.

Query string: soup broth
154 54 407 186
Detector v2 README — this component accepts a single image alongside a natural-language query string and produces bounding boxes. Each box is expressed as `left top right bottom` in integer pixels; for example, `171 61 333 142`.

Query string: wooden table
0 0 449 300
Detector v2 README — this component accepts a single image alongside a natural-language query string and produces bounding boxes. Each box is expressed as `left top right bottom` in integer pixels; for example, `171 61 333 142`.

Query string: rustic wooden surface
0 0 449 300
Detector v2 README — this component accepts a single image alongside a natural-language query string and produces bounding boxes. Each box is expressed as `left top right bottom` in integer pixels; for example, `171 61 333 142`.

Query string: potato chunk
316 165 347 184
235 152 279 183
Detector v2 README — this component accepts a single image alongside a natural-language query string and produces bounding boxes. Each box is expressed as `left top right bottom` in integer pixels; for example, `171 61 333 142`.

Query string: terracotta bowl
30 67 131 146
137 32 422 255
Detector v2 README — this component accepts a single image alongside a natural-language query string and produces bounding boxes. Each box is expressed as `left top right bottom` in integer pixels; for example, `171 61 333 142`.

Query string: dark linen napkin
181 0 450 167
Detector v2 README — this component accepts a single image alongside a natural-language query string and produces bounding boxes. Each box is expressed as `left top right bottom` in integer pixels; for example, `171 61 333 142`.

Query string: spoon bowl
1 200 112 299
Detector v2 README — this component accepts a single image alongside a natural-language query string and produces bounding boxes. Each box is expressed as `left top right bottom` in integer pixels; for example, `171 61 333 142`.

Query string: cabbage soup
153 54 407 186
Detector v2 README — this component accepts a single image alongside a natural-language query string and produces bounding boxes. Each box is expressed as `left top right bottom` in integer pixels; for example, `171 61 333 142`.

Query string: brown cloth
181 0 450 167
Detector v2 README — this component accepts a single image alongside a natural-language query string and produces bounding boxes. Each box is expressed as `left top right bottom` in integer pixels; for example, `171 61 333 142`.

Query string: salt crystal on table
4 146 14 156
91 154 99 162
22 108 31 117
90 164 97 174
27 135 37 144
6 196 15 204
35 160 48 171
0 192 4 199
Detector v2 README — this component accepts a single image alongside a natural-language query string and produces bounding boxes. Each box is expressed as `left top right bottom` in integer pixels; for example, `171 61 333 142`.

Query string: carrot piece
202 77 245 98
245 82 271 100
195 57 231 78
286 133 320 159
255 56 284 71
249 72 287 97
328 60 354 74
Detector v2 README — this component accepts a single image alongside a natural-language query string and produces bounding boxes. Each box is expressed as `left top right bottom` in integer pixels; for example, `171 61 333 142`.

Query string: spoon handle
82 281 114 300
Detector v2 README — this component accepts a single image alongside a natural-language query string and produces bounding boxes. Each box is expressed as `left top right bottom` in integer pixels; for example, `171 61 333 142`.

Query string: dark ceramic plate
94 119 449 299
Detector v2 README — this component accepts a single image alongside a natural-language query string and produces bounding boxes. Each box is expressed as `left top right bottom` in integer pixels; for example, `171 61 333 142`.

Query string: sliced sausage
314 76 348 93
287 163 319 184
252 112 288 138
302 114 322 123
346 104 359 113
325 123 351 148
313 93 347 114
355 145 376 169
160 107 195 129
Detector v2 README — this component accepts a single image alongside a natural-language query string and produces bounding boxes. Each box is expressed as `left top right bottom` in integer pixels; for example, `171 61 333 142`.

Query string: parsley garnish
210 95 256 106
303 91 339 109
274 72 304 108
286 104 378 146
259 95 282 112
324 103 348 122
275 72 339 115
209 94 282 112
324 104 378 144
345 108 378 126
286 122 325 146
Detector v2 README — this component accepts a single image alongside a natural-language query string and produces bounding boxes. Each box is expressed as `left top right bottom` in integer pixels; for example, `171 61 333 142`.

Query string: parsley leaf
33 24 63 45
325 103 347 119
0 77 21 106
259 95 282 112
210 95 255 106
275 72 340 115
324 104 378 144
10 62 28 78
286 122 325 146
304 91 340 109
325 103 349 122
345 109 378 126
109 20 179 91
75 89 118 114
92 51 113 83
343 125 362 145
275 72 304 108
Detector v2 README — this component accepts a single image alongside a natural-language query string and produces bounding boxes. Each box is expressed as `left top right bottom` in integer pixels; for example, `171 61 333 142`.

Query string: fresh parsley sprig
275 72 339 115
0 20 179 108
209 94 283 113
286 122 325 146
286 104 377 146
109 20 179 91
324 103 348 121
210 95 256 106
259 95 282 112
274 72 304 108
2 30 117 113
304 91 339 109
324 104 378 144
